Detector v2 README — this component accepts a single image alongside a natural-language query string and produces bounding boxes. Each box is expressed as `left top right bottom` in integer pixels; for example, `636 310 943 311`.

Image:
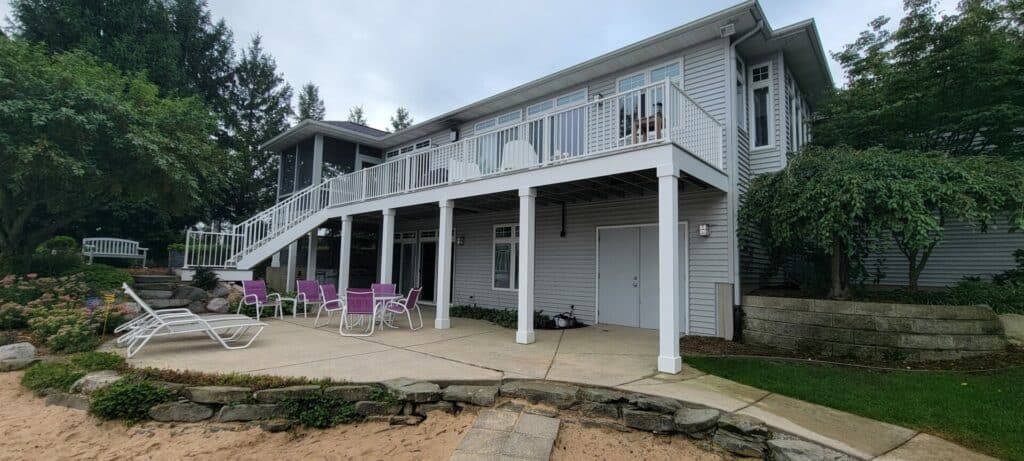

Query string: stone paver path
450 409 560 461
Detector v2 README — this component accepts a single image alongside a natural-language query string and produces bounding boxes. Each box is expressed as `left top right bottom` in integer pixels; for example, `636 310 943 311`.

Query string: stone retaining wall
742 296 1008 361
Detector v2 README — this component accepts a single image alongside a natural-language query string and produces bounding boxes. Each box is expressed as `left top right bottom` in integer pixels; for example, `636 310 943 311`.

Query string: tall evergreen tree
170 0 235 120
390 107 413 131
297 82 326 120
222 35 293 221
348 105 367 125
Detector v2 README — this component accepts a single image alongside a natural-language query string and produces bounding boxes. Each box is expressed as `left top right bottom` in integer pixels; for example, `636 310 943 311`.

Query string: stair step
148 298 192 309
132 282 177 291
133 275 180 284
137 290 173 299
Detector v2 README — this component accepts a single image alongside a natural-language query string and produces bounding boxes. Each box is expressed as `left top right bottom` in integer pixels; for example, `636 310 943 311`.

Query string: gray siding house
184 1 834 373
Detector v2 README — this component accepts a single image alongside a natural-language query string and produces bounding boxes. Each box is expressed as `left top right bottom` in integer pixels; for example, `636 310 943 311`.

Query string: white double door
597 224 687 330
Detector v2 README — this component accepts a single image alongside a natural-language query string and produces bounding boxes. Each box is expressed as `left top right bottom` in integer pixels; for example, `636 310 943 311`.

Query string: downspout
726 19 763 336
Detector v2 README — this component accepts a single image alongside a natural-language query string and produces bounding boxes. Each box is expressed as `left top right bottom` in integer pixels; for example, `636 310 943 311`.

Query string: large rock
673 407 721 437
630 395 682 414
0 342 35 361
70 371 121 395
149 402 213 422
137 290 173 299
768 439 855 461
1001 314 1024 346
622 409 675 433
577 402 619 419
185 386 251 404
442 385 498 406
173 286 208 301
580 387 627 403
717 413 770 440
0 358 38 371
148 299 191 309
499 381 579 409
205 298 231 314
414 401 456 416
218 404 285 422
354 400 403 416
253 385 320 403
44 392 90 411
383 379 441 403
713 430 768 458
211 283 232 298
325 385 377 402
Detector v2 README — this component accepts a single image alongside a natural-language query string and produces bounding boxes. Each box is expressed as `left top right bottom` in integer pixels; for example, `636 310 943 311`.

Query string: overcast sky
2 0 958 130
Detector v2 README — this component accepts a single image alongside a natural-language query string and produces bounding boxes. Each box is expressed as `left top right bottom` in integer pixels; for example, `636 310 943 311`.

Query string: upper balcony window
474 110 521 134
749 63 773 149
386 138 431 160
526 88 588 118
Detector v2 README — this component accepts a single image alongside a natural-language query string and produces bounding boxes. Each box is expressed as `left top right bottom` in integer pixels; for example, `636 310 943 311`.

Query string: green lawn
684 357 1024 460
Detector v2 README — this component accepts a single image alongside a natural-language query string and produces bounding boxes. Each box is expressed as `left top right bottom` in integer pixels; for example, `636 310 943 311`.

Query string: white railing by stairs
185 81 723 269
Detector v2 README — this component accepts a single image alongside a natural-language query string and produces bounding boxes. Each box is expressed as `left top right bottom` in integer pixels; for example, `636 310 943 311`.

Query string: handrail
188 81 725 268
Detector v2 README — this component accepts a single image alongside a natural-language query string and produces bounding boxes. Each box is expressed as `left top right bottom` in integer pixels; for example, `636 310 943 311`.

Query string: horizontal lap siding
865 220 1024 287
447 191 728 336
748 53 785 175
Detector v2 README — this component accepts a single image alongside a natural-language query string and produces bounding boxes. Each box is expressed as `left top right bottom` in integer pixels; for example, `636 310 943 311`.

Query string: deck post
305 231 318 282
517 187 536 344
657 164 682 373
285 240 298 293
380 208 395 283
338 216 352 290
435 200 454 329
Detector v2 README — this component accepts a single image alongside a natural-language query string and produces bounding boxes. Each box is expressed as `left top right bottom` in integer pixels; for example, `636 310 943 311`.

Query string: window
749 63 772 149
474 110 522 134
649 62 680 82
527 100 553 117
618 73 645 92
492 224 520 290
415 139 431 149
526 88 588 118
556 89 587 106
386 138 431 160
736 59 746 131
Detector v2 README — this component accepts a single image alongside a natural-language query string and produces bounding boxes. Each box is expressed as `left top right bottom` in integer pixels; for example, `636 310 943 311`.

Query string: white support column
657 165 682 374
516 187 536 344
380 208 396 284
338 216 353 291
435 200 454 329
285 240 298 293
305 231 318 282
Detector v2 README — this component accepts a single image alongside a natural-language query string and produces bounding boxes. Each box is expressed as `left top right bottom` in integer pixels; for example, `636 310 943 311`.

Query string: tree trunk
829 237 850 299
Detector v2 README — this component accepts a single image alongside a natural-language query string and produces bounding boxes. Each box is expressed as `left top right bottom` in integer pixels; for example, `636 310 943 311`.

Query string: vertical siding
864 220 1024 287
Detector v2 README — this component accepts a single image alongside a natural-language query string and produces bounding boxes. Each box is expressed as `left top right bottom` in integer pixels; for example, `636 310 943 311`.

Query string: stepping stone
132 275 180 284
132 283 177 291
137 290 173 299
451 409 559 461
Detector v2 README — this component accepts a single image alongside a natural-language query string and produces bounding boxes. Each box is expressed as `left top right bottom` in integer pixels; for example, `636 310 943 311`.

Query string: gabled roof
262 0 833 152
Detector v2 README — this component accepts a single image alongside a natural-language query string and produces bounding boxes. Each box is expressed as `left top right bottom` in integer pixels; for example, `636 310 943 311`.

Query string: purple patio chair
314 283 345 328
384 287 423 330
371 283 397 296
237 280 289 321
295 280 321 318
340 289 378 336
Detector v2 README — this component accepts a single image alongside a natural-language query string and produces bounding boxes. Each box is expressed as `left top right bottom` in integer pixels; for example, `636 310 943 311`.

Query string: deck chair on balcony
294 280 321 318
448 158 482 182
119 283 265 358
499 140 539 171
314 283 345 328
383 287 423 330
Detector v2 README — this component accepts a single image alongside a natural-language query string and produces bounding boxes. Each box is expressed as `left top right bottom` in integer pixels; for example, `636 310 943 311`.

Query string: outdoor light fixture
698 224 711 237
456 236 465 246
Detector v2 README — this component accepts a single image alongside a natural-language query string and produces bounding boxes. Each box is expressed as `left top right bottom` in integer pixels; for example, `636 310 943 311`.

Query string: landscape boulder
0 342 35 361
149 402 214 422
354 400 403 416
629 394 682 414
712 413 771 457
0 358 37 371
70 371 121 395
253 385 320 403
205 298 230 314
383 379 441 403
218 404 285 422
673 407 721 437
325 385 377 402
173 286 208 301
622 409 675 433
580 387 627 403
442 385 498 406
768 439 855 461
185 386 251 404
499 381 579 409
43 392 90 411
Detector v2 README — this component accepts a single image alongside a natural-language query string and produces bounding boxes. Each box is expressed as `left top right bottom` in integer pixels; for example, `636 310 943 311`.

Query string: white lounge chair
119 283 266 358
499 140 539 171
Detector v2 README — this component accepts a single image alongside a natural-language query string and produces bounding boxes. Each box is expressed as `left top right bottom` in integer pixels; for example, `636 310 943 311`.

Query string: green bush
28 310 85 339
1 330 16 346
449 305 551 329
993 249 1024 286
282 393 359 428
34 236 79 255
29 253 84 277
79 264 133 293
90 305 130 335
21 362 85 393
0 303 30 330
69 351 125 372
90 380 170 423
191 267 219 291
47 321 99 353
0 286 43 304
886 279 1024 314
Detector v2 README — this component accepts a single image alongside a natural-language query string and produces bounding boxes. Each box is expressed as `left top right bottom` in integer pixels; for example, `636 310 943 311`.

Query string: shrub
21 362 85 393
1 330 16 346
449 305 552 329
47 321 99 353
69 351 125 372
90 380 170 423
0 303 30 330
79 264 133 293
29 253 84 277
34 236 79 255
282 393 359 428
123 367 334 391
887 279 1024 315
90 305 131 335
191 267 219 291
28 310 85 339
0 285 43 304
993 249 1024 286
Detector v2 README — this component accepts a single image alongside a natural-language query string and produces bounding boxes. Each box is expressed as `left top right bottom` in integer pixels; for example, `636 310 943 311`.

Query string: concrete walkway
122 310 994 461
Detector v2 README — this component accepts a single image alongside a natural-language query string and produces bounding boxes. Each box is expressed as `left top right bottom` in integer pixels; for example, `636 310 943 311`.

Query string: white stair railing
185 81 724 268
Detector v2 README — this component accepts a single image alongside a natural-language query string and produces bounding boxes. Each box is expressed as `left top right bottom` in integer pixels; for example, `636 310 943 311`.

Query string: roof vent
720 23 736 37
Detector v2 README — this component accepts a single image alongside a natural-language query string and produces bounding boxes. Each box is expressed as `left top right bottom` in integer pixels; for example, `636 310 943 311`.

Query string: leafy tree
0 40 223 272
815 0 1024 159
390 107 413 131
740 146 1024 297
347 105 367 125
297 82 326 120
221 35 293 221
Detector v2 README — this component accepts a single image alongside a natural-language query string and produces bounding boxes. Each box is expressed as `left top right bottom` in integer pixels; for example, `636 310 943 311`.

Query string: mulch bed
682 336 1024 371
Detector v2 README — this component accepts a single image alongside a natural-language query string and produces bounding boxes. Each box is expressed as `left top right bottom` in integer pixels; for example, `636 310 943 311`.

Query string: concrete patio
120 310 994 461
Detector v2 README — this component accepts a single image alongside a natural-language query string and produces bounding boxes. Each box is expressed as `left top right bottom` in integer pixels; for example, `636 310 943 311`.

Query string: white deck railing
187 81 723 268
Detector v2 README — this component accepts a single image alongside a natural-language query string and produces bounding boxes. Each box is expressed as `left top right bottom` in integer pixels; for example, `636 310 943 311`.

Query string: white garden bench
82 238 148 267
